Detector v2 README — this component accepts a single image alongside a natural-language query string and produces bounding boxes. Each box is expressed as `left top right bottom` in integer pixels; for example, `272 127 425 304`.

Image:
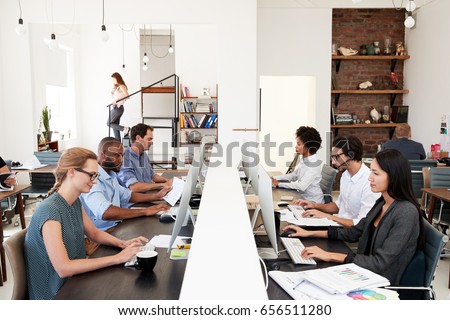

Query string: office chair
320 164 337 204
408 159 438 200
1 159 18 225
429 167 450 230
4 228 28 299
386 218 448 300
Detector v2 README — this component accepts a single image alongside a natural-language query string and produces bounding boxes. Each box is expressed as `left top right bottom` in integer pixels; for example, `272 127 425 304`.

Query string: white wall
0 0 256 169
257 8 332 162
405 0 448 154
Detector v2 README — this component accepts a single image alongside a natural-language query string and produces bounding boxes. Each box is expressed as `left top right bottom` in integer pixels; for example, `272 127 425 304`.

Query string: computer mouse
277 201 289 207
159 214 175 223
280 229 296 237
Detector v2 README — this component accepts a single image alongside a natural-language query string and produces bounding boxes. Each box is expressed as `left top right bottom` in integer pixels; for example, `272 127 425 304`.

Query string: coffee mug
135 250 158 272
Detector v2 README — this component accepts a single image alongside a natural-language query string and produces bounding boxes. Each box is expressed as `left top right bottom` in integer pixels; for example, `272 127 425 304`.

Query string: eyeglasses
330 153 345 161
74 168 99 181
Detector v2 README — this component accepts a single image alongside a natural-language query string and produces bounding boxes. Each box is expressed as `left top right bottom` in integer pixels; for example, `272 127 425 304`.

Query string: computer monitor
241 153 259 195
167 165 200 252
255 165 279 259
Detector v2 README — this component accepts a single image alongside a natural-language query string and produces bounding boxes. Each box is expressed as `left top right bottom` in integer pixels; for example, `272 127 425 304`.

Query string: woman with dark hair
271 126 324 203
282 149 424 285
107 72 130 140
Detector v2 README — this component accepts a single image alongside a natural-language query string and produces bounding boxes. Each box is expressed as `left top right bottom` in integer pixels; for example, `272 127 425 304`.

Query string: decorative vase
44 131 53 142
374 41 381 55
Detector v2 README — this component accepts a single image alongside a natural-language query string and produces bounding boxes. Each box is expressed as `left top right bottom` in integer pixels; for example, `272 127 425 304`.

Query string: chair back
4 228 28 299
408 160 438 199
430 167 450 188
33 151 62 165
398 219 447 299
320 164 337 203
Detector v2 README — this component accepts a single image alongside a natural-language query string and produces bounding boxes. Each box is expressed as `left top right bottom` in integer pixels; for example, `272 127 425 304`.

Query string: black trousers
107 104 124 140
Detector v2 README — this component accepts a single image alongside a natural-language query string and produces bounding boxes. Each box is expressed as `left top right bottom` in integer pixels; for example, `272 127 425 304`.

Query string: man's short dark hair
296 126 322 155
98 137 121 154
332 136 363 161
130 123 154 143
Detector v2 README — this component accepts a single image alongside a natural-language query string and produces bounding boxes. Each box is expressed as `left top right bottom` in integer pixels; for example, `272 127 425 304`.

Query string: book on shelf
269 263 391 300
198 114 207 128
184 86 191 97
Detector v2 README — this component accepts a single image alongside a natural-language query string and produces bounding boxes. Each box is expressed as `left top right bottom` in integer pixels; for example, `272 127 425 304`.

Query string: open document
163 177 185 206
11 155 48 170
269 263 393 299
278 208 341 227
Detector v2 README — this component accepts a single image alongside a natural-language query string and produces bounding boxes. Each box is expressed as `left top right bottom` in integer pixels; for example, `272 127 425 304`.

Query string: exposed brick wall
332 9 406 158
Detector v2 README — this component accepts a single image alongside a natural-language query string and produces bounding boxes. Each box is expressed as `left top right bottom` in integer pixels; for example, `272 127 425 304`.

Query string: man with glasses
80 137 172 255
117 123 172 192
294 136 379 227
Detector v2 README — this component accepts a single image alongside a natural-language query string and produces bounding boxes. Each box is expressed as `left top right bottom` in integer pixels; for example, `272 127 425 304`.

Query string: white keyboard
280 237 316 265
124 242 156 267
287 204 305 219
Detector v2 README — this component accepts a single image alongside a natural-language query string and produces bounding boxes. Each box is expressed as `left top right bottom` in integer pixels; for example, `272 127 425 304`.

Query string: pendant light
15 0 26 35
121 27 126 74
100 0 109 41
48 0 58 50
168 24 174 54
143 25 149 63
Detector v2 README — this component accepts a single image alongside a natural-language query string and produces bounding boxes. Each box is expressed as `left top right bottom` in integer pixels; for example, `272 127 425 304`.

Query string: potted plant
41 106 52 142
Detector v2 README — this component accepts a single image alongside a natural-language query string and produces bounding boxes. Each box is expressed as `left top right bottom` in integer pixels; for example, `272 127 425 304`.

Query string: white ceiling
257 0 435 9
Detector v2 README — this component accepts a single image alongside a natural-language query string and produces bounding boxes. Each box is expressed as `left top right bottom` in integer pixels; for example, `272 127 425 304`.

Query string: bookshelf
179 85 218 145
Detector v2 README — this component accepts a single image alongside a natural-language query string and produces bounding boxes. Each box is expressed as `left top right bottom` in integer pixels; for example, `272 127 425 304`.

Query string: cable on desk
259 255 269 290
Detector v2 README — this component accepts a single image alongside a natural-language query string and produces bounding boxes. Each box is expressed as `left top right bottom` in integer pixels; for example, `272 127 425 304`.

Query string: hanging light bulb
143 52 149 63
48 33 58 50
101 25 109 42
168 24 174 54
16 18 26 35
15 0 26 35
405 0 416 12
142 62 148 71
100 0 109 42
404 12 415 28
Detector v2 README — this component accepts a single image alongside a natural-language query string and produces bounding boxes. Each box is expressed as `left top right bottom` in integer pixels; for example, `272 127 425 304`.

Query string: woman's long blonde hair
48 147 97 196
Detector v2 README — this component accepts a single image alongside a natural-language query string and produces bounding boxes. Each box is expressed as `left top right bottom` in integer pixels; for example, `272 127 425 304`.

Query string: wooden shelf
38 140 59 152
141 86 176 94
331 123 401 139
331 123 401 129
180 112 217 115
332 55 410 60
331 89 409 94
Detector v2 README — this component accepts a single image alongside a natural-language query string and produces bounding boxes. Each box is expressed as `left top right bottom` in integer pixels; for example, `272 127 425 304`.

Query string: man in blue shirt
81 137 171 255
117 123 172 192
381 123 426 160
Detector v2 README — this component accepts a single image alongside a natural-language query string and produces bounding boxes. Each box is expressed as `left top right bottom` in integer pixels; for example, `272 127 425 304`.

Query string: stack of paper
269 263 396 300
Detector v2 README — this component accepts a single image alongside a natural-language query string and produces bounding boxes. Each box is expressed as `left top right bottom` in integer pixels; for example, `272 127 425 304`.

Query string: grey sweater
328 198 420 285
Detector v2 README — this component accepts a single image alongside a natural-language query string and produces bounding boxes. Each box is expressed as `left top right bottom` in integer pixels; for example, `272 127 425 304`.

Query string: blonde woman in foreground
24 147 147 300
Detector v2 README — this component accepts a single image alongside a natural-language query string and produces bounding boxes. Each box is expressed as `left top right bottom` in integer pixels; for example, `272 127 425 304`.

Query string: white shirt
335 163 380 225
274 154 324 203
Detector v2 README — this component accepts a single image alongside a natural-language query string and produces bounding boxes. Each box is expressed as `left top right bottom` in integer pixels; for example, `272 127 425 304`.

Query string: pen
292 278 305 290
177 244 190 249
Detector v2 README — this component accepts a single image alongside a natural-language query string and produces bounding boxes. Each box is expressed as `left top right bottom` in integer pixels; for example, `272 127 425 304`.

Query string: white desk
180 154 268 299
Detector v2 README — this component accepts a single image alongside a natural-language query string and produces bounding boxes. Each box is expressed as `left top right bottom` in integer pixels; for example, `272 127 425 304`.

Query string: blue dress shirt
80 166 132 231
117 147 155 188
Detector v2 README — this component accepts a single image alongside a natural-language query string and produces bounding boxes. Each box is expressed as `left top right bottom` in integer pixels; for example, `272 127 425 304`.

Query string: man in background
81 137 171 255
295 136 379 227
381 123 426 160
117 123 172 192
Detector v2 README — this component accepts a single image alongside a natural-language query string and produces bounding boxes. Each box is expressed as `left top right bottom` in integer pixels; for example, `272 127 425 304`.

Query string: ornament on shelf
370 107 381 123
358 81 373 90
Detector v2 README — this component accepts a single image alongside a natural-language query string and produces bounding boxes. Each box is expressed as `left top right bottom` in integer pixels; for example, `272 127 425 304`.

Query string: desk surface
12 164 57 174
0 184 31 200
54 216 194 300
